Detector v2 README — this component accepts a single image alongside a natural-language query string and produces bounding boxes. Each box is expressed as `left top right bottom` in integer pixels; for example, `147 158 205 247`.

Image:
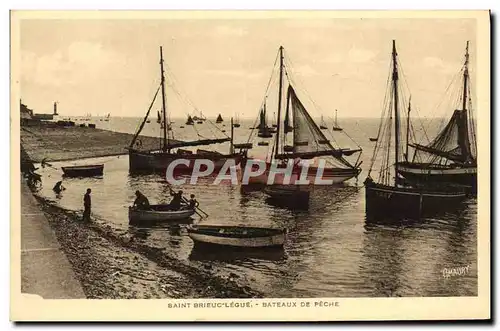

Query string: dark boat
185 115 194 125
257 141 269 146
187 224 286 248
369 137 378 142
364 40 467 220
196 121 203 124
128 46 241 173
61 164 104 177
128 205 195 223
332 109 343 131
396 41 477 194
319 115 328 130
233 113 241 127
242 46 362 187
216 114 223 123
264 185 310 209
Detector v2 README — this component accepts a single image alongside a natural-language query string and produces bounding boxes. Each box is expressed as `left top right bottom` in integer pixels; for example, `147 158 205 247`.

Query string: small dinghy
61 164 104 177
187 224 286 248
128 205 195 223
369 137 378 142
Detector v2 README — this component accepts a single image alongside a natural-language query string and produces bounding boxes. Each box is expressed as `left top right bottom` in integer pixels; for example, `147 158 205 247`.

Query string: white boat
128 205 195 222
187 224 286 248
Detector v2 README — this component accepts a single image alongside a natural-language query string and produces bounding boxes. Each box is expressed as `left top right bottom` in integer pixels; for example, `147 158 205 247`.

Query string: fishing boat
233 113 241 128
369 137 378 142
332 109 343 131
146 119 151 123
127 46 241 173
256 102 275 137
128 205 195 222
104 113 110 122
193 112 206 122
185 115 194 125
241 46 362 185
319 115 328 130
216 114 223 123
187 224 286 248
364 40 467 220
61 164 104 177
396 41 477 194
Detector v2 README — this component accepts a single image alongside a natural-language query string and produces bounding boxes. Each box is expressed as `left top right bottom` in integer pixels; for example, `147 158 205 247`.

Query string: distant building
20 101 33 120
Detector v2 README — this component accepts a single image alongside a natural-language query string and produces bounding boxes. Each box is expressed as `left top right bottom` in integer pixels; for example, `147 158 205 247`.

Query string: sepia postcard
10 10 491 322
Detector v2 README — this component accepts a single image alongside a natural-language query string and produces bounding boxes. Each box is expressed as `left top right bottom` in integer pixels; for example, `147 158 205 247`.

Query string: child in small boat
188 194 199 210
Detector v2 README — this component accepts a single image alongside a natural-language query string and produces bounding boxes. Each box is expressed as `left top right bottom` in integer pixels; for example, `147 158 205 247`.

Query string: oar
165 183 209 218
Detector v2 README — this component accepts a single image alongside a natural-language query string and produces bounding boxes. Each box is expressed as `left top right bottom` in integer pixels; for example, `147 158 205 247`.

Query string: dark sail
412 109 474 164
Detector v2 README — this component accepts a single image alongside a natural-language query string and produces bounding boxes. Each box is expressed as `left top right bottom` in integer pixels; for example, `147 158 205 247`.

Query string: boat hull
187 225 286 248
364 180 467 220
129 149 241 173
61 165 104 177
241 158 361 185
397 162 477 193
128 206 195 222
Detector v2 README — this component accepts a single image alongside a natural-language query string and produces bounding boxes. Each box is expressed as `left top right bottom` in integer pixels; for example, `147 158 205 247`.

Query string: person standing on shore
83 188 91 222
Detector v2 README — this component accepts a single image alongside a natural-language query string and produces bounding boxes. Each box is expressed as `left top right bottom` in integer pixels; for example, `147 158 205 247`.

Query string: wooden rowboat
187 224 286 248
128 205 195 223
369 137 378 142
61 164 104 177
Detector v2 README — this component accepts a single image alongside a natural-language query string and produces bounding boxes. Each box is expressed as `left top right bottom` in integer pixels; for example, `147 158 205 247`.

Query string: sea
35 116 477 297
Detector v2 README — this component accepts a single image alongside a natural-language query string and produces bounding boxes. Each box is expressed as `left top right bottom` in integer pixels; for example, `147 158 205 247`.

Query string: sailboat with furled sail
364 40 467 220
332 109 343 131
128 46 241 173
396 41 477 194
241 46 362 186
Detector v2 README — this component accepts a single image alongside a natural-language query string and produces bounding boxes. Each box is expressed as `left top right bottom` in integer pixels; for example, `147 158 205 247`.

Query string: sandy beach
20 125 180 162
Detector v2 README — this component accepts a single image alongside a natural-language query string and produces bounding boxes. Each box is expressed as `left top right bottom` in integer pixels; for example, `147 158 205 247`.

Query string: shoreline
21 125 181 163
33 193 261 299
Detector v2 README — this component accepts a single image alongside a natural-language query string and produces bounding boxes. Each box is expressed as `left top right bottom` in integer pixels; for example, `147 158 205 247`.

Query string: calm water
35 116 477 297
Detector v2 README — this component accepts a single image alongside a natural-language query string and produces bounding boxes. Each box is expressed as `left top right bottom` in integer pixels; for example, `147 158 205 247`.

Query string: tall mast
274 46 284 159
335 109 338 126
405 96 411 161
462 41 469 112
392 40 400 175
160 46 169 152
230 117 234 154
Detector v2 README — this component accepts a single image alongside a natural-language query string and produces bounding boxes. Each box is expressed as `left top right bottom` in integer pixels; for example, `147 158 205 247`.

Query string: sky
19 17 476 120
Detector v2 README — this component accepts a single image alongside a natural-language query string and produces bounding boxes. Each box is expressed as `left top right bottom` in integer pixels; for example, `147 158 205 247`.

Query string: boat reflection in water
189 244 286 263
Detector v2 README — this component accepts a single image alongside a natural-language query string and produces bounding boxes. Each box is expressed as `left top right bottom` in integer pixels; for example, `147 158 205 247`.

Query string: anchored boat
241 46 362 186
364 40 467 220
127 46 241 173
396 41 477 194
61 164 104 177
187 224 286 248
128 205 195 223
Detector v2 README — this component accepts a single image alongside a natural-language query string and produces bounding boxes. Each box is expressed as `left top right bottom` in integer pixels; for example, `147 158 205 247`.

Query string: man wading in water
83 188 91 222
